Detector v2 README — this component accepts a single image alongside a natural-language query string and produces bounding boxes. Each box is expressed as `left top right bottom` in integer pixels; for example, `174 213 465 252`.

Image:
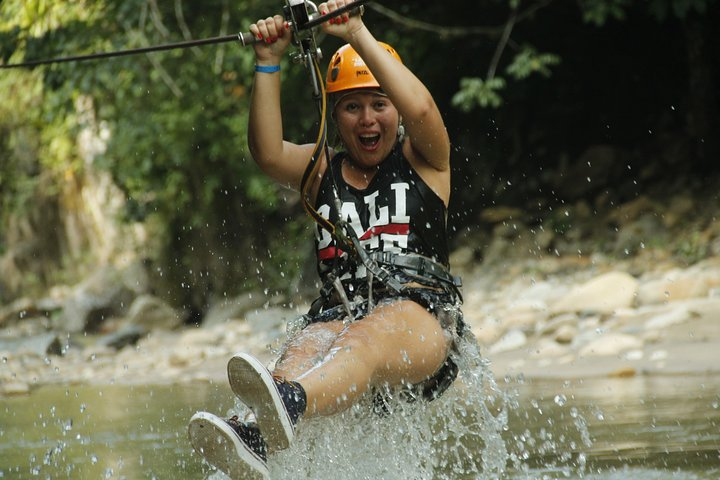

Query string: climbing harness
285 3 463 319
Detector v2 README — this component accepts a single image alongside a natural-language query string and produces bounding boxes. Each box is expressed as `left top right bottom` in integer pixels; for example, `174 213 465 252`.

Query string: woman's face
333 90 399 169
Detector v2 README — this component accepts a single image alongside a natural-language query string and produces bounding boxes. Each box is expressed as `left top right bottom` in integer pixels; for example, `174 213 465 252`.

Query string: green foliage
647 0 716 20
578 0 630 26
450 0 715 112
579 0 716 24
506 46 561 80
0 0 717 307
674 230 709 264
0 0 317 306
452 77 506 110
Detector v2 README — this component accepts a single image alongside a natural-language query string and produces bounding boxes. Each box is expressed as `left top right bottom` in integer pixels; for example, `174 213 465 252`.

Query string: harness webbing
299 57 337 239
297 48 460 316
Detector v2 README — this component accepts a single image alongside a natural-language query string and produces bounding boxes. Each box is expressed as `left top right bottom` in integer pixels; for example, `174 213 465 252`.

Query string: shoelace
226 416 268 461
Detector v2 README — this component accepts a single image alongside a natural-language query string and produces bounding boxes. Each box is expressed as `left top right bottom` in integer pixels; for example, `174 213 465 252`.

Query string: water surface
1 374 718 479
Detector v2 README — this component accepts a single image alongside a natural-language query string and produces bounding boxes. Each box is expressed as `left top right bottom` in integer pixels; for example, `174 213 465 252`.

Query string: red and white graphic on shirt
316 182 410 261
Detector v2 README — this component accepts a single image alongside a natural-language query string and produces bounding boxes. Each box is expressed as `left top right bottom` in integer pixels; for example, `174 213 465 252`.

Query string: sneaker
227 353 307 451
188 411 268 480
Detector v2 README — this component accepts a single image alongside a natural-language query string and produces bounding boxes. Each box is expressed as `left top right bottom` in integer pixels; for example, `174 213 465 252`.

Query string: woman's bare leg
273 321 345 379
293 300 450 416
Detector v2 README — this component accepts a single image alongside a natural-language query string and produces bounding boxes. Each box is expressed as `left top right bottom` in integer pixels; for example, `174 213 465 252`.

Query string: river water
1 374 718 479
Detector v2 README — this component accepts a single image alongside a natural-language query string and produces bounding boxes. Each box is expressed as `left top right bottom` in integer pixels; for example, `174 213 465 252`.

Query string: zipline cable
0 35 241 69
1 0 374 270
0 0 368 69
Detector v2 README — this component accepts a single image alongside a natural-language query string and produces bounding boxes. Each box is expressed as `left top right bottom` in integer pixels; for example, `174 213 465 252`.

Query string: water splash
204 332 594 479
208 333 510 479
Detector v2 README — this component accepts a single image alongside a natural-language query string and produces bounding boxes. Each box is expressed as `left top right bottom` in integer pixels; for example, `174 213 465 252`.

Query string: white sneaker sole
227 353 294 451
188 411 268 480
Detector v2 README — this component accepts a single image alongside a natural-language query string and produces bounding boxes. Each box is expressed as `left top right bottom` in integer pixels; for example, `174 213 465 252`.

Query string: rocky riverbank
1 189 719 396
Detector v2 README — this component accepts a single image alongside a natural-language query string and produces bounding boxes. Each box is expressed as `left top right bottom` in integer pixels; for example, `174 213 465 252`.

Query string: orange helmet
325 42 402 94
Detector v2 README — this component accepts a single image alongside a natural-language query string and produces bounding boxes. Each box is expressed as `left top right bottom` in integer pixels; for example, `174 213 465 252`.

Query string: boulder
551 271 638 315
489 329 527 354
614 214 665 256
97 324 147 350
449 246 475 272
0 332 62 356
245 306 298 331
126 295 183 330
57 266 136 332
607 196 661 227
0 297 60 327
637 268 720 305
471 319 504 346
554 324 578 344
644 306 694 330
578 333 643 357
498 301 548 332
203 292 267 328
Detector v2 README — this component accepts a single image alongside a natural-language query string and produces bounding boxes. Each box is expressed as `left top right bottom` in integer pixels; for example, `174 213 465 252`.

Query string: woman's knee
275 321 344 375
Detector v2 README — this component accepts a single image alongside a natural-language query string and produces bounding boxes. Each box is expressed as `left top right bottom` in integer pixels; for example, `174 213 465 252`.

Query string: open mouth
358 133 380 149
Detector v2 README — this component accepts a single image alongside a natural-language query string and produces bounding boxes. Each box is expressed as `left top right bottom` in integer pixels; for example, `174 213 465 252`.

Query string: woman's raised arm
319 1 451 174
247 15 320 190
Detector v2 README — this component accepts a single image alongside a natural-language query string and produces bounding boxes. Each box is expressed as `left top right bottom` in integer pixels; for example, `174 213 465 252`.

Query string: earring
397 119 405 139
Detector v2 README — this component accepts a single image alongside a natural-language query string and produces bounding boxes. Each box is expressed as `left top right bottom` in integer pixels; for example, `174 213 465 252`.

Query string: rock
551 271 639 315
607 367 637 378
126 295 183 330
178 327 222 347
0 382 31 396
538 312 578 336
554 324 578 344
0 298 40 327
168 345 206 368
533 227 555 250
97 324 147 350
471 320 504 346
662 194 695 228
245 306 298 331
607 196 660 227
0 332 62 356
57 266 136 332
711 235 720 257
489 329 527 354
517 281 566 304
614 214 665 256
578 333 643 357
484 224 537 262
644 306 694 330
637 268 720 305
499 301 548 332
527 338 569 358
203 292 267 328
449 246 475 272
118 258 152 295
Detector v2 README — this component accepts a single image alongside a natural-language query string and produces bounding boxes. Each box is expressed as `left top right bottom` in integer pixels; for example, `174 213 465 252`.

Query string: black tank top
314 141 449 287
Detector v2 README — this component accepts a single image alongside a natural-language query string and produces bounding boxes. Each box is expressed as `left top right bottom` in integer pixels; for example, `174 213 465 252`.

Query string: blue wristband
255 64 280 73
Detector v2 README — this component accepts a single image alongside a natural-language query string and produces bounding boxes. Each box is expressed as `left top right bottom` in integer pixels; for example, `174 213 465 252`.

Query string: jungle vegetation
1 0 717 317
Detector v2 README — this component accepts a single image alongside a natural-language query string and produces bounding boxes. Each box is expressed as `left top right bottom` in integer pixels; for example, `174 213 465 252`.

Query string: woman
188 1 463 478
